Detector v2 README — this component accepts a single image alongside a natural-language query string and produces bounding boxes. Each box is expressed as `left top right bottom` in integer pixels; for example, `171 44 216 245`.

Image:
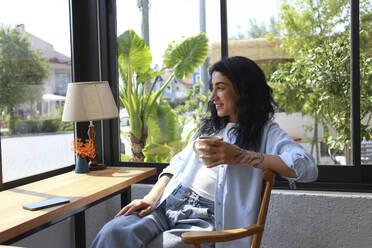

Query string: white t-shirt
183 125 233 201
187 162 219 201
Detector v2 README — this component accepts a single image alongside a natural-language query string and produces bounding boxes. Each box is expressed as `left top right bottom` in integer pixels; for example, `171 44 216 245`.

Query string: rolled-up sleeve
265 123 318 182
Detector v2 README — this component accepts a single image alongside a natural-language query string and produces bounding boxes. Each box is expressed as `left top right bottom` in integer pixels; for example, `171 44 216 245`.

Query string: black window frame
1 0 371 193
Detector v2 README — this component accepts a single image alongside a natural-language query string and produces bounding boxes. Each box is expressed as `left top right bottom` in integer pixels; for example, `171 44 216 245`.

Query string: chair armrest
181 224 264 244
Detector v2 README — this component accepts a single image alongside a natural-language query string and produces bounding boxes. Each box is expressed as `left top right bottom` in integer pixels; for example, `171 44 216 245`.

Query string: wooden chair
181 169 275 248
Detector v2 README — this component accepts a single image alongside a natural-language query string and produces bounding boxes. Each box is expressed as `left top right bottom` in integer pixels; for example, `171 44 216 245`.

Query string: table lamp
62 81 118 171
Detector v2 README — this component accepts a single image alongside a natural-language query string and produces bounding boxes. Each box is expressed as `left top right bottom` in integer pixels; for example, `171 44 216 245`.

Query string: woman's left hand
197 140 265 168
197 139 296 178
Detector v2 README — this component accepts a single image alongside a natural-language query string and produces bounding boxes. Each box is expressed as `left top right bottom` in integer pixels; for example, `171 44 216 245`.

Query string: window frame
1 0 371 192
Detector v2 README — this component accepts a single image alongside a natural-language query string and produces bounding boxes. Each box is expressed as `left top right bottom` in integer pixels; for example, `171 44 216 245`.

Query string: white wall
274 112 319 139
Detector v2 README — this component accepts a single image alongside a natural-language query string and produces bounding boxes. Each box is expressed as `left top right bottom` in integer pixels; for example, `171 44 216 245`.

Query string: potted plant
118 30 209 161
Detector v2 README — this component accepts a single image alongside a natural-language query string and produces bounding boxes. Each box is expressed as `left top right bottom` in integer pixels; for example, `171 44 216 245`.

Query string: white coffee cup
193 136 222 165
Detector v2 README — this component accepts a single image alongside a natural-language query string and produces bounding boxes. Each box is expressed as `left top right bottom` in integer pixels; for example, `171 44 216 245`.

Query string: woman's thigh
147 186 215 248
91 207 168 248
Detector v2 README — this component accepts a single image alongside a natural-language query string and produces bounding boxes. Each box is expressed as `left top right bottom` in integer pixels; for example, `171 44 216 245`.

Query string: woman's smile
215 103 224 109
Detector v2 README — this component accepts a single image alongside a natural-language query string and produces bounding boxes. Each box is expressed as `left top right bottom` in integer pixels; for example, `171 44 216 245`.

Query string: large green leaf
117 29 152 74
163 33 209 79
143 143 172 162
144 98 185 163
147 99 182 144
143 99 185 162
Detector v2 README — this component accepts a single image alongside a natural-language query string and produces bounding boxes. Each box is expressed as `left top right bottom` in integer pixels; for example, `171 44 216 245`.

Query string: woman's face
210 71 240 122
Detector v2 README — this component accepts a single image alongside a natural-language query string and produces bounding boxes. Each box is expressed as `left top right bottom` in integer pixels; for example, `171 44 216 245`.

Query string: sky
0 0 70 56
0 0 280 66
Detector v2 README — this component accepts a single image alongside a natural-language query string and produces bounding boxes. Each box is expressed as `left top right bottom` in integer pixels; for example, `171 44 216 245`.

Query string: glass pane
360 0 372 165
226 0 352 165
0 0 74 182
117 0 219 162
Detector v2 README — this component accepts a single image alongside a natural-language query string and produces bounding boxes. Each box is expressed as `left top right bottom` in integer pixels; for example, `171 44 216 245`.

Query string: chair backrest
251 169 275 248
181 169 275 248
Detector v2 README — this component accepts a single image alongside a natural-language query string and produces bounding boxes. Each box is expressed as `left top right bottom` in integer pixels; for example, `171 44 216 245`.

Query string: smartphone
23 197 70 211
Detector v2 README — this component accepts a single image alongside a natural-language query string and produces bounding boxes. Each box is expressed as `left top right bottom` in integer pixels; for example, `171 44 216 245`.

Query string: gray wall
13 185 372 248
262 190 372 248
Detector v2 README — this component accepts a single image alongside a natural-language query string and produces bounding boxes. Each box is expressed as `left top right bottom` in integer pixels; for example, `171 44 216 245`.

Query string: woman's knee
91 215 141 248
92 213 164 248
99 215 137 236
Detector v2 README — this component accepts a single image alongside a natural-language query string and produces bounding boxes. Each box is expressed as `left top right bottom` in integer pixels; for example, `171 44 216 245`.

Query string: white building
158 71 194 103
17 24 71 117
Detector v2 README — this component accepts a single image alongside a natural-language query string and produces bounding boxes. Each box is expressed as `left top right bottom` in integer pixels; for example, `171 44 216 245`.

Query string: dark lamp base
88 162 106 171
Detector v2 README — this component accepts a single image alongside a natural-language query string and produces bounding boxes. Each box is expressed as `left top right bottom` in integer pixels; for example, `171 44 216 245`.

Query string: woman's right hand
114 174 172 218
115 198 156 218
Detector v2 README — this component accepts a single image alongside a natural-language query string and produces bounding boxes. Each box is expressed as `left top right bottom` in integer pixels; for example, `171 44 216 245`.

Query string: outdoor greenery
0 26 49 134
143 99 184 162
13 119 62 134
118 30 209 161
7 106 73 135
268 0 372 164
142 80 212 162
175 80 211 137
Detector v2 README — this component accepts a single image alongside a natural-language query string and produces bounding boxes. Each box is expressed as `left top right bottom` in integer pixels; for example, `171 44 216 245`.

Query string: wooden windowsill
0 166 156 244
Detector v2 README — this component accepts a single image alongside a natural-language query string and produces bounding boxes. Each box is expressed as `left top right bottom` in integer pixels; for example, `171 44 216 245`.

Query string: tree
275 0 349 55
269 0 372 164
0 26 48 133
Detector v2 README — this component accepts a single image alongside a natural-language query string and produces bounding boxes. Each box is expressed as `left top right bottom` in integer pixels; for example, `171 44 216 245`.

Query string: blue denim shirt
157 121 318 248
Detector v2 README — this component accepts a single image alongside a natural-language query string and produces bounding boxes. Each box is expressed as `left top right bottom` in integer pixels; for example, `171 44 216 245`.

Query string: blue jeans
90 185 215 248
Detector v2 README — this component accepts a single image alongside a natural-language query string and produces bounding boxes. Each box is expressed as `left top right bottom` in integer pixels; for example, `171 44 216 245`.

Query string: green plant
40 106 74 132
143 98 184 162
118 30 209 161
12 118 71 134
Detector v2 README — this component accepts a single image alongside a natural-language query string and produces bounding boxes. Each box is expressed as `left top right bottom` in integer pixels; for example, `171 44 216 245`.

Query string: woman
91 56 318 248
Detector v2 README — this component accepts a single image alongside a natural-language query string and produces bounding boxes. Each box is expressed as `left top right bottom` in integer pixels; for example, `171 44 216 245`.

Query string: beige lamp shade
62 81 119 122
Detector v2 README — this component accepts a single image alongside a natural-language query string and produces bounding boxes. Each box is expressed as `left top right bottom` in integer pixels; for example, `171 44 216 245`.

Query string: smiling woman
90 56 317 248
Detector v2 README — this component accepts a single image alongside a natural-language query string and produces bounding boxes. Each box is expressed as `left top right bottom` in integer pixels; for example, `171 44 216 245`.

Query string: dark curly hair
198 56 276 150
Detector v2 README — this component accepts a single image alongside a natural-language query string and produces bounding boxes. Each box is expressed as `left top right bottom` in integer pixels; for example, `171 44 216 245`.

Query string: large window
0 0 73 184
1 0 371 191
360 1 372 166
226 0 363 167
113 0 372 189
